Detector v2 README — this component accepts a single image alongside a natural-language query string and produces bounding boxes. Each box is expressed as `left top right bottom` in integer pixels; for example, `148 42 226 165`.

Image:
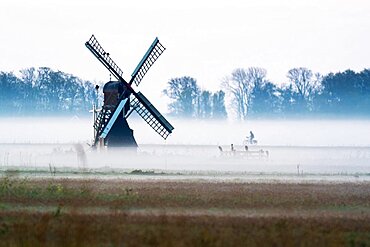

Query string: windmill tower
85 35 174 148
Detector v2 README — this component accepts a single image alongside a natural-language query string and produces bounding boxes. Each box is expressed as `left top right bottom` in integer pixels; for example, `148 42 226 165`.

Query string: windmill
85 35 174 148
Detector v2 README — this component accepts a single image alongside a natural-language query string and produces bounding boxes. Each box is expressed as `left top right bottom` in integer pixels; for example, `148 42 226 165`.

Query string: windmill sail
100 98 128 139
85 35 127 83
130 38 166 86
131 92 174 139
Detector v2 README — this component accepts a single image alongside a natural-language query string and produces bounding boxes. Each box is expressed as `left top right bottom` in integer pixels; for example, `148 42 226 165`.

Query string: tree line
164 68 370 119
0 67 96 115
0 66 369 118
162 77 227 119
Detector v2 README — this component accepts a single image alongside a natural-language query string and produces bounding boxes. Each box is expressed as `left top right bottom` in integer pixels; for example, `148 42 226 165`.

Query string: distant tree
32 67 54 112
244 67 280 116
358 69 370 114
278 84 299 116
163 76 200 117
246 67 267 88
222 68 252 120
223 67 272 119
198 90 212 118
19 68 37 112
286 67 321 112
250 81 280 116
316 69 370 115
212 90 227 119
0 72 25 114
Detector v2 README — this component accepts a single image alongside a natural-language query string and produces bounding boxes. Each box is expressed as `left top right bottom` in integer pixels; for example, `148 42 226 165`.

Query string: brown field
0 176 370 246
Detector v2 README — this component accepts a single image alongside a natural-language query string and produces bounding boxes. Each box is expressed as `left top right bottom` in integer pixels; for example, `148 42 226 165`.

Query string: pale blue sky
1 0 370 110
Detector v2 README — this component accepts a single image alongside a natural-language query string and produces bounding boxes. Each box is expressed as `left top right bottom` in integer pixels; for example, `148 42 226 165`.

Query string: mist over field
0 117 369 146
0 117 369 181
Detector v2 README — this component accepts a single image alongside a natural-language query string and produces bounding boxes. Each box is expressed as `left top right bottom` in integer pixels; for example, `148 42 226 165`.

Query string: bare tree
222 68 249 120
247 67 267 88
222 67 268 120
287 68 321 101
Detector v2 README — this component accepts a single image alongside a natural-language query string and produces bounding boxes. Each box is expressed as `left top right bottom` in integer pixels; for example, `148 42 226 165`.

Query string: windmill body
102 81 137 147
85 35 174 148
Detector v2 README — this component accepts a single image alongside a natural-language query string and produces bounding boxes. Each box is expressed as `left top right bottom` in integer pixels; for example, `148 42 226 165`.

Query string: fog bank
0 117 369 147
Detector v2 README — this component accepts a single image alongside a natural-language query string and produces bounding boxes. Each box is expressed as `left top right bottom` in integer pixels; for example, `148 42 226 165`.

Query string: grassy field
0 176 370 246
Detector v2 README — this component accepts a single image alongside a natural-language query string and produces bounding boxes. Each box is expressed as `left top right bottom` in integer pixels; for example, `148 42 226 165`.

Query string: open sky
1 0 370 110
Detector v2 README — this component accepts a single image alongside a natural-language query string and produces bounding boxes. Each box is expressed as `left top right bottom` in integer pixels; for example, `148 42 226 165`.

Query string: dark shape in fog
85 35 174 148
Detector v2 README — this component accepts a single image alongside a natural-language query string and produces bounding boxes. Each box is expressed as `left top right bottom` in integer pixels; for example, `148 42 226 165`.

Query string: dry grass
0 177 370 246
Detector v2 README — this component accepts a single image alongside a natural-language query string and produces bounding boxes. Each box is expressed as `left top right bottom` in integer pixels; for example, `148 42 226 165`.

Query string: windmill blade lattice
130 38 166 86
85 35 126 82
131 92 174 139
